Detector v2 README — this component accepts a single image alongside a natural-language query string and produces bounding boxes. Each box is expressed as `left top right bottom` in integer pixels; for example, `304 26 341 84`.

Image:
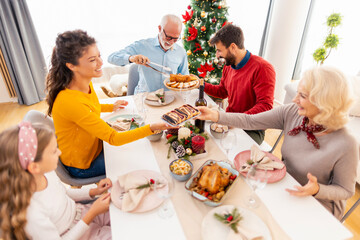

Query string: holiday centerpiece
166 122 209 160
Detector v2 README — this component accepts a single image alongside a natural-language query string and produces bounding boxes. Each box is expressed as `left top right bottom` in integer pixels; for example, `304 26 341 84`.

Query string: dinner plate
201 205 272 240
234 150 286 183
163 78 200 91
111 170 168 213
103 113 143 131
144 93 175 106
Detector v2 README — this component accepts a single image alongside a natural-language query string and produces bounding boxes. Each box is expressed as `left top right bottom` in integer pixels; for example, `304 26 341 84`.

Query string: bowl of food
185 160 238 207
146 130 163 142
169 159 193 182
210 123 229 139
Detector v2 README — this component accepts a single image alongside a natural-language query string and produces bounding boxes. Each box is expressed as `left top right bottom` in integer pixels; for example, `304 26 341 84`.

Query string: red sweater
205 54 275 114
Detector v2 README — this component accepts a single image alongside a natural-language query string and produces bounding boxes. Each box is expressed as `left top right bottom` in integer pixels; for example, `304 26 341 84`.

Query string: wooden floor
1 100 359 239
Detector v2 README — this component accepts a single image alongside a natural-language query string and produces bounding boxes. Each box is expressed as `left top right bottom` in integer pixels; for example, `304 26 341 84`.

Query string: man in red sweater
205 24 276 144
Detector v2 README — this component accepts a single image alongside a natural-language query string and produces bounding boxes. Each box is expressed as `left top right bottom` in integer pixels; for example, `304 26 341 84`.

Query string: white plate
202 205 272 240
144 93 175 106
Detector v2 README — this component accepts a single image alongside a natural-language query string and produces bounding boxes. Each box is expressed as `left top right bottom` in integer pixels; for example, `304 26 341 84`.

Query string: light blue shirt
108 37 189 94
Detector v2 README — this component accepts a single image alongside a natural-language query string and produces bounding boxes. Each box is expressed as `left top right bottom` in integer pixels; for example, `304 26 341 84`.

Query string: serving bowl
169 159 193 182
185 160 239 207
209 123 229 139
146 130 163 141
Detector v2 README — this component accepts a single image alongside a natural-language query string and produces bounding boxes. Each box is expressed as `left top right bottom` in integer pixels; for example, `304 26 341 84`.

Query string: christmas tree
182 0 229 85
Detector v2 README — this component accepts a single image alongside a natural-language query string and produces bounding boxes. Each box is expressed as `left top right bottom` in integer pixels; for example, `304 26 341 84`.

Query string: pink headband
18 121 38 170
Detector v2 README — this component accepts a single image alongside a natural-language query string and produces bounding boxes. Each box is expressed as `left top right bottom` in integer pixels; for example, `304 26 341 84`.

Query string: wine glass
220 131 236 160
153 173 175 219
245 165 268 208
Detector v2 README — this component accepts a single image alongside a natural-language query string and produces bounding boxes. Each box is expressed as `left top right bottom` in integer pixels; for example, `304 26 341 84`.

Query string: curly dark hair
209 24 245 49
45 30 96 116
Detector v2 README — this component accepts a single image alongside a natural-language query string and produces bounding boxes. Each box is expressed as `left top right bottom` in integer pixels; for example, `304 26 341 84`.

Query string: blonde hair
0 124 53 240
301 66 354 130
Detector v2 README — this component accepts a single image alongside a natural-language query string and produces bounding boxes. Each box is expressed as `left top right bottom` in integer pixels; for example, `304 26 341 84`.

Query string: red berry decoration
226 215 233 222
166 134 173 139
150 179 155 184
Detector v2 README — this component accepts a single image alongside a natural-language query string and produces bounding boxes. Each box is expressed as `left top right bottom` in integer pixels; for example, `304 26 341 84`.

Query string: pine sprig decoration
136 179 155 190
214 208 243 233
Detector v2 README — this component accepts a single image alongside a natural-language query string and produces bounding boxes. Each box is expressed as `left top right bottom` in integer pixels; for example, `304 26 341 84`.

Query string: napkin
226 226 264 240
240 145 285 172
108 117 131 131
146 88 165 104
117 173 165 212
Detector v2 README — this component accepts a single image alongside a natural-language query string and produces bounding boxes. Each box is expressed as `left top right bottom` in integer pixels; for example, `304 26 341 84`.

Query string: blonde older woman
197 66 358 219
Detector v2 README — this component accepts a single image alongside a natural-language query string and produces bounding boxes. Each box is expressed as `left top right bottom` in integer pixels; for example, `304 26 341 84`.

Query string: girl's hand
285 173 320 196
149 122 174 132
195 106 219 122
90 178 112 197
83 193 111 224
113 100 128 111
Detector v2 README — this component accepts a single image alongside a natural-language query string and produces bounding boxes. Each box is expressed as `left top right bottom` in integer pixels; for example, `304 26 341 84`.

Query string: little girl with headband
0 122 112 240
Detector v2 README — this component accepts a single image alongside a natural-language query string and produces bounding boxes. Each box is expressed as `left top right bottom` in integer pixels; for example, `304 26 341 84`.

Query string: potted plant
313 13 342 64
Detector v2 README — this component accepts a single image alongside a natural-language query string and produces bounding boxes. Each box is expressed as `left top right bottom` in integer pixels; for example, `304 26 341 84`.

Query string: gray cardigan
218 103 358 219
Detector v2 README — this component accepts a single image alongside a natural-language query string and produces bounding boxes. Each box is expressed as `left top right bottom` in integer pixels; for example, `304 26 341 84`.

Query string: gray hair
160 14 182 29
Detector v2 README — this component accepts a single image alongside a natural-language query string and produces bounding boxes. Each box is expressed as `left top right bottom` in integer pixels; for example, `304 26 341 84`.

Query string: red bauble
187 5 191 10
218 6 222 9
201 26 206 31
212 17 217 23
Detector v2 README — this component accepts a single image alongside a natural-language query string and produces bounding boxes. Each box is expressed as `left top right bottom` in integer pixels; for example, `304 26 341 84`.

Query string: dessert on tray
162 104 200 126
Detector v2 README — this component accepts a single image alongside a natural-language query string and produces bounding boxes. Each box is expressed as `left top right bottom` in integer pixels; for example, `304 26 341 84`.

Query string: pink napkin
240 145 284 172
117 173 165 212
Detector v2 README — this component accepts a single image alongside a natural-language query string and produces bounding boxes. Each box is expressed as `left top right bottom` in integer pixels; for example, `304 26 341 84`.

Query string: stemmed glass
245 165 268 208
220 131 236 160
153 173 175 219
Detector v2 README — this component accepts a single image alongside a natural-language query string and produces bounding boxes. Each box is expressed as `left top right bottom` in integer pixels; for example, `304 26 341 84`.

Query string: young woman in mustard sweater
46 30 170 178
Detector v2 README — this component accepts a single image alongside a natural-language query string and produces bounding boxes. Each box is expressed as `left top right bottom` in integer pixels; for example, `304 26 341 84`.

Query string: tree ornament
176 145 186 158
201 11 206 18
187 5 191 10
187 50 192 55
193 17 200 27
203 51 208 57
214 58 219 64
186 148 193 155
218 5 222 9
212 17 217 23
201 26 206 32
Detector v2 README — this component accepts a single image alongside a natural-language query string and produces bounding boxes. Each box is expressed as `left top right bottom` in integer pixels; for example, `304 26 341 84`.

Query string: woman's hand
285 173 320 196
89 178 112 198
83 193 111 224
195 106 220 122
149 122 174 132
113 100 128 111
129 55 150 66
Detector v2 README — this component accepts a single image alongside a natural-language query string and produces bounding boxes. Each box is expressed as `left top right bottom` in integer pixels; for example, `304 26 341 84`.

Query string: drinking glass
220 131 236 160
245 165 268 208
153 173 175 219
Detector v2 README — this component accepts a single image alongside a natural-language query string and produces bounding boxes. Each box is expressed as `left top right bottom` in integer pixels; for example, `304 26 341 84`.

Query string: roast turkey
198 164 230 194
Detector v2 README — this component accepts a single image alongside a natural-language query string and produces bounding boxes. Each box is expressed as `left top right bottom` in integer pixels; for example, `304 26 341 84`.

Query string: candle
191 135 205 154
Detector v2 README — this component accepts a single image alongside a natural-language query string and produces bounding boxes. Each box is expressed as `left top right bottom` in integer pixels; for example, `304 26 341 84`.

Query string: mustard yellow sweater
52 82 153 169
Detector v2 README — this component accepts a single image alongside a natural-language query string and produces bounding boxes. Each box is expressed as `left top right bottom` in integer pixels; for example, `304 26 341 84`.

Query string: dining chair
341 195 360 223
23 110 106 187
127 64 139 95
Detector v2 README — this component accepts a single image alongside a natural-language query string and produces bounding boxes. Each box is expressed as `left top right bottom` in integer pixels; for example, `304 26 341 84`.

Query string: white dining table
100 90 353 240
